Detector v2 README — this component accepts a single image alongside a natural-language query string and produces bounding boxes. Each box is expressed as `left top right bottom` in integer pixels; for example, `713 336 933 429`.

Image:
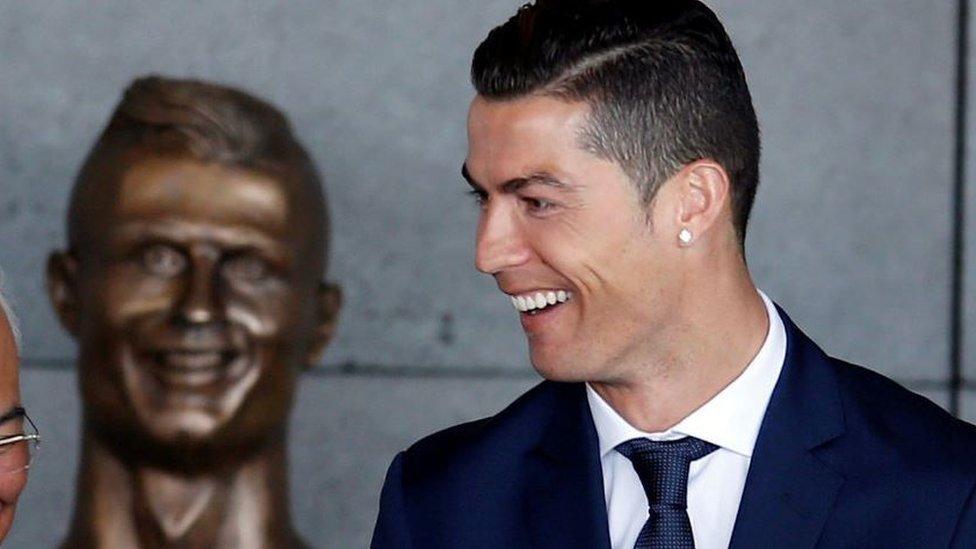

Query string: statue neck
64 432 305 549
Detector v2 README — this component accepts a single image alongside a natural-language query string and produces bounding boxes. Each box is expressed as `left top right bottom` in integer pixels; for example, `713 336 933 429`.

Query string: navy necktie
615 436 719 549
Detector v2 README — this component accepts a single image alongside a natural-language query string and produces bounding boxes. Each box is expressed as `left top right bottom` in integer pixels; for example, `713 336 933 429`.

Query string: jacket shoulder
831 358 976 471
397 381 573 481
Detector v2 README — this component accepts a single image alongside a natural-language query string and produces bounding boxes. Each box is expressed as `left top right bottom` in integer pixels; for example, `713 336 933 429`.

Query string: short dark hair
472 0 760 243
69 75 327 259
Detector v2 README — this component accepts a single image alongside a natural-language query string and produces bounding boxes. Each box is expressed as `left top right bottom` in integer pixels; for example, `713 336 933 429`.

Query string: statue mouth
140 347 251 392
119 340 264 439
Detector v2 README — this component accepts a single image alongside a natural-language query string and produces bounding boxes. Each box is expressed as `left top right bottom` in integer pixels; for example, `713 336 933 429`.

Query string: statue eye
140 244 187 277
222 254 270 283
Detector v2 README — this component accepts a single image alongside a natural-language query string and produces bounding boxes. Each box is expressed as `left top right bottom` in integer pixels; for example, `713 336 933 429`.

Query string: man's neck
63 432 306 549
590 263 769 433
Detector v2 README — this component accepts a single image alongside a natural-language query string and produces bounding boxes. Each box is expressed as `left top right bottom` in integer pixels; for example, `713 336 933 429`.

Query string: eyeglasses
0 407 40 474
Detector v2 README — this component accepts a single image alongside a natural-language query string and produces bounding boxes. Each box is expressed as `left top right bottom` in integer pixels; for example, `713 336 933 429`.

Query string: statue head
47 76 341 471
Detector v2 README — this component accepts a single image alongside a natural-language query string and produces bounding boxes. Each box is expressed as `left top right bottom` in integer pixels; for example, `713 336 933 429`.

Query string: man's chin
529 351 589 382
0 504 15 544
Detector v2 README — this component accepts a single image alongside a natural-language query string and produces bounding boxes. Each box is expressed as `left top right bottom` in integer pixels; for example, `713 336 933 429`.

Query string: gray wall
0 1 970 547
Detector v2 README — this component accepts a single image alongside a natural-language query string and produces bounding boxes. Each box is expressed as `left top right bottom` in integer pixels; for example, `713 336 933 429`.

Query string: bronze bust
47 76 341 548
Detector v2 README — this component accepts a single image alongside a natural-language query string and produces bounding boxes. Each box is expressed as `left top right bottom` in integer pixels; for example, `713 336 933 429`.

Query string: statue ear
305 281 342 368
46 251 80 337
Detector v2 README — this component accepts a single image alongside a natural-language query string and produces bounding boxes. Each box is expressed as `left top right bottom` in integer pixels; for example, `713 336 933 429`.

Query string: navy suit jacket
372 310 976 548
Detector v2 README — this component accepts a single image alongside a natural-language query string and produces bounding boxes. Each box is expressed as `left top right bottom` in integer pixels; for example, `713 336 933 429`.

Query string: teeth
508 290 572 313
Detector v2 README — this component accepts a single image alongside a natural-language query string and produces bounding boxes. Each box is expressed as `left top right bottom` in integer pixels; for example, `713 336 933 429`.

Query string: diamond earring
678 228 694 245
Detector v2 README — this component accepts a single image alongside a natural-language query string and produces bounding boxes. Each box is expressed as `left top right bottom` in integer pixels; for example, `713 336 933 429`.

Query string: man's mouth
508 290 573 315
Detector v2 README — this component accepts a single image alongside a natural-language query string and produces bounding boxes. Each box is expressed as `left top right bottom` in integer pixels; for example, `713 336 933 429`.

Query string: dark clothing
372 309 976 548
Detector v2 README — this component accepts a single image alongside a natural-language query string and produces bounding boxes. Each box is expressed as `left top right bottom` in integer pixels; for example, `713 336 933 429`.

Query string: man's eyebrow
461 164 569 193
503 172 568 193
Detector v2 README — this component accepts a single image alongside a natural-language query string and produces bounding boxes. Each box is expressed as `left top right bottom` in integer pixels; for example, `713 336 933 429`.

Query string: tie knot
616 436 718 463
615 436 718 507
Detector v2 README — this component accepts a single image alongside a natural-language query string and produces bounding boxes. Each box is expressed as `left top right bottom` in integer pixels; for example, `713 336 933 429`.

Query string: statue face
49 153 339 463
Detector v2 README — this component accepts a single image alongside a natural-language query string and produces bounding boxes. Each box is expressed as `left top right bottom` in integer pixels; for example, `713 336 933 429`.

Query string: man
372 1 976 547
0 283 37 542
47 76 341 548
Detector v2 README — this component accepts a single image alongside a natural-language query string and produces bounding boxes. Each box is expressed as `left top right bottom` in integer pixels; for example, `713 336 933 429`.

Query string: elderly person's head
0 283 35 542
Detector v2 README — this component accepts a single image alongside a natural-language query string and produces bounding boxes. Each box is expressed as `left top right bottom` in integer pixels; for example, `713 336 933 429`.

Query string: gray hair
0 271 21 356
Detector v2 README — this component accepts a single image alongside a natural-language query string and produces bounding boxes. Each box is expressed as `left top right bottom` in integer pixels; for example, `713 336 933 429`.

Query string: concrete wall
0 1 969 547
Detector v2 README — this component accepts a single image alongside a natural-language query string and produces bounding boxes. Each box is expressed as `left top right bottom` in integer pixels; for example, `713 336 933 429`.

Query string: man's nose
176 252 223 325
475 203 531 274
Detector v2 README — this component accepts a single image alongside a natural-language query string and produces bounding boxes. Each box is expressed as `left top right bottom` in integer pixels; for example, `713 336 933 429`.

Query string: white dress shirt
586 290 786 549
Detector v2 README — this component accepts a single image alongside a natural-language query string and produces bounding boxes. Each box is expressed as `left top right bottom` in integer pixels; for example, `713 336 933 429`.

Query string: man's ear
675 159 731 242
305 281 342 368
46 251 80 337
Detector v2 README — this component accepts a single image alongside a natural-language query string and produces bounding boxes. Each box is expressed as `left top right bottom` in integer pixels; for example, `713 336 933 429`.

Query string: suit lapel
729 308 846 549
524 383 612 549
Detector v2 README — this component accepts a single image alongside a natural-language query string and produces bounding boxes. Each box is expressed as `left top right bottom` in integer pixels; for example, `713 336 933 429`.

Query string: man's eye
223 255 271 283
467 189 488 208
524 197 556 212
140 244 187 277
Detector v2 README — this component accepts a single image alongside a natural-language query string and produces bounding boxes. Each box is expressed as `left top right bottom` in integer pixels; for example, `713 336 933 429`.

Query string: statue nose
176 257 223 325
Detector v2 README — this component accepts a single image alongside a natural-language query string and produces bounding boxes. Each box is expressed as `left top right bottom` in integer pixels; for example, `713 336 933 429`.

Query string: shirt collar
586 290 786 459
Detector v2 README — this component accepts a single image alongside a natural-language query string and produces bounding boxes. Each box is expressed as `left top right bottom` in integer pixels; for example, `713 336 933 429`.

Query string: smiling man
372 1 976 548
48 76 340 548
0 286 37 543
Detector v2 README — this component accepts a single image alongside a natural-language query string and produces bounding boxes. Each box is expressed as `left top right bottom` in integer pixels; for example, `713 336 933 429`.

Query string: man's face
0 313 25 541
50 154 336 461
466 95 686 382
